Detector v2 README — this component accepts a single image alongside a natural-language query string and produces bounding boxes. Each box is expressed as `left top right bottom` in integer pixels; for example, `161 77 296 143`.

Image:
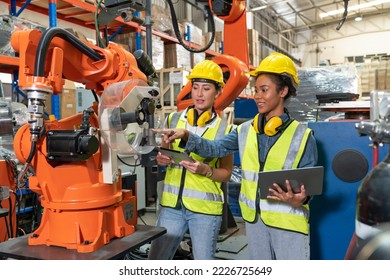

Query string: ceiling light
251 0 289 12
320 0 390 18
251 6 267 12
355 15 363 21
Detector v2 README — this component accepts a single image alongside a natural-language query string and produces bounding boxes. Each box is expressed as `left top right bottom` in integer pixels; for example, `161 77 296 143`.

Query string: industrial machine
0 96 29 243
351 91 390 259
306 91 390 260
8 27 160 253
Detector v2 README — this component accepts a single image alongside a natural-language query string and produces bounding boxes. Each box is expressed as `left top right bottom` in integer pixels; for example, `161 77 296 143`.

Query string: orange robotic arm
11 28 148 95
177 0 250 113
177 54 249 113
10 27 159 253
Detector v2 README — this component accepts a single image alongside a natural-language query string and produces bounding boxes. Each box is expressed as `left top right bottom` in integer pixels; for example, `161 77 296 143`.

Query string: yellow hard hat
186 60 225 87
249 52 299 89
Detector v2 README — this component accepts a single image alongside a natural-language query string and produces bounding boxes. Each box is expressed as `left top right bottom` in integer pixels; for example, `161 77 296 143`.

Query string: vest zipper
175 167 187 209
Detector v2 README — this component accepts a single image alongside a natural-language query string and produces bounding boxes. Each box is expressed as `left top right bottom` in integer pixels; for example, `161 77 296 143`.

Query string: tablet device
158 147 195 164
258 166 324 199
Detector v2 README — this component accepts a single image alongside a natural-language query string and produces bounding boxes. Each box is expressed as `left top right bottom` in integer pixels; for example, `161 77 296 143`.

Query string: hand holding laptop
267 179 308 208
259 166 324 207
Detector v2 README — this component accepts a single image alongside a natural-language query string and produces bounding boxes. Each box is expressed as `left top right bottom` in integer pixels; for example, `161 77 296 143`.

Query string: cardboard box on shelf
157 67 189 113
111 32 164 69
191 52 206 68
164 44 191 69
205 32 223 53
179 21 203 46
214 31 223 43
152 38 165 70
60 80 76 119
151 3 173 34
64 28 89 43
60 89 76 119
45 94 52 116
247 29 260 67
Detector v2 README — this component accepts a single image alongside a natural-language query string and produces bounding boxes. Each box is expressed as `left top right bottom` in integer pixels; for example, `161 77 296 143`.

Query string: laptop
258 166 324 199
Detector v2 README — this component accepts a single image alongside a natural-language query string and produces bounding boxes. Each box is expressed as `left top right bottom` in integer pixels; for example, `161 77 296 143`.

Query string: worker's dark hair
257 73 296 100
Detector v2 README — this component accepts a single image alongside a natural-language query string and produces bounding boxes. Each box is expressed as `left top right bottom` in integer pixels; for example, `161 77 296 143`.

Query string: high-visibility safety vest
161 111 232 215
237 120 312 234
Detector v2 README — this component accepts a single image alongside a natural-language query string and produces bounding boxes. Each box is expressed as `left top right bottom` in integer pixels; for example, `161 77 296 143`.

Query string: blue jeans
246 217 310 260
148 206 222 260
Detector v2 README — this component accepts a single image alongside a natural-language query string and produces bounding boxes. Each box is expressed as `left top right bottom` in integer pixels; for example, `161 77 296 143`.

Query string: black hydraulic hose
91 89 99 103
4 211 11 239
26 141 36 164
24 28 103 183
0 202 11 239
25 125 44 164
166 0 215 53
34 27 104 76
8 197 13 238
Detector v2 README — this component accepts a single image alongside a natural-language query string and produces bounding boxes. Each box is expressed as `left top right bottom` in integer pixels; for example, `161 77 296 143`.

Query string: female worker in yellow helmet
148 60 234 260
154 52 318 260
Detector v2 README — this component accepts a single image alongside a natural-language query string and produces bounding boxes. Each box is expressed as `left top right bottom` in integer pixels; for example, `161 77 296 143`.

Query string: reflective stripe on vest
238 120 312 234
161 111 231 215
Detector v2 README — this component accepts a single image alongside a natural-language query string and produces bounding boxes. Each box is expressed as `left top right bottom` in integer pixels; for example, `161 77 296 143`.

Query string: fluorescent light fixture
320 0 390 18
251 6 267 12
251 0 289 12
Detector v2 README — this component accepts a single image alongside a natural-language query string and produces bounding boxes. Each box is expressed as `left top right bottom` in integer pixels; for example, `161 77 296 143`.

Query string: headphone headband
253 111 293 136
186 106 217 127
191 78 220 88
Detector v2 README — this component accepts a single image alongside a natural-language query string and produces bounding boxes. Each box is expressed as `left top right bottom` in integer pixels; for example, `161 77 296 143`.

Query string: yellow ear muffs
197 110 212 126
187 108 213 127
264 116 283 136
187 108 197 126
253 113 262 134
253 114 286 136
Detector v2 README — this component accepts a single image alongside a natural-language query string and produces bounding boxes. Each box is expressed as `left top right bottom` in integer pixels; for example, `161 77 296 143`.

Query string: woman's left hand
267 179 307 208
180 160 210 176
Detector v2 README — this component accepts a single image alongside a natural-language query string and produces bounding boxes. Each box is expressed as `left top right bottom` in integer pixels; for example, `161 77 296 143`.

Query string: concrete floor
136 206 249 260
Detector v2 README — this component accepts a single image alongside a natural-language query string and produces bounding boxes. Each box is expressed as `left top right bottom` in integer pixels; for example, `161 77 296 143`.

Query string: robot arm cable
34 27 104 76
336 0 349 31
166 0 215 53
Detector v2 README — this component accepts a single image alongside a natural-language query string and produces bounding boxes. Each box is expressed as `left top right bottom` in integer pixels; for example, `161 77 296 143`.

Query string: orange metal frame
11 29 147 96
211 0 249 65
14 115 137 252
177 54 250 113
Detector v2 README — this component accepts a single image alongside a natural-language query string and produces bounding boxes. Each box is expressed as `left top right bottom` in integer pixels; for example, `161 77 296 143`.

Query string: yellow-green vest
237 119 312 234
161 111 232 215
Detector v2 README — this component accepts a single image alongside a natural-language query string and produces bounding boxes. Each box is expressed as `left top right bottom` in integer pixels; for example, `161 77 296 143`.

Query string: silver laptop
258 166 324 199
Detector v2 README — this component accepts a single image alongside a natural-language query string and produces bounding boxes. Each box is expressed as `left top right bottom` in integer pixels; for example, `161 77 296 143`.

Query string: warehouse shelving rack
0 0 222 69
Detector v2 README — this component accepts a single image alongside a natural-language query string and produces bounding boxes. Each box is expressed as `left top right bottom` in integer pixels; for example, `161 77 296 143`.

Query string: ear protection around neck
253 113 293 136
187 107 216 127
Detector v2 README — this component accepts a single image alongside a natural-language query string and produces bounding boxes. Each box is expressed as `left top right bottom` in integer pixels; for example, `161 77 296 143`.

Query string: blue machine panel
308 121 388 259
234 98 258 119
233 98 258 166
